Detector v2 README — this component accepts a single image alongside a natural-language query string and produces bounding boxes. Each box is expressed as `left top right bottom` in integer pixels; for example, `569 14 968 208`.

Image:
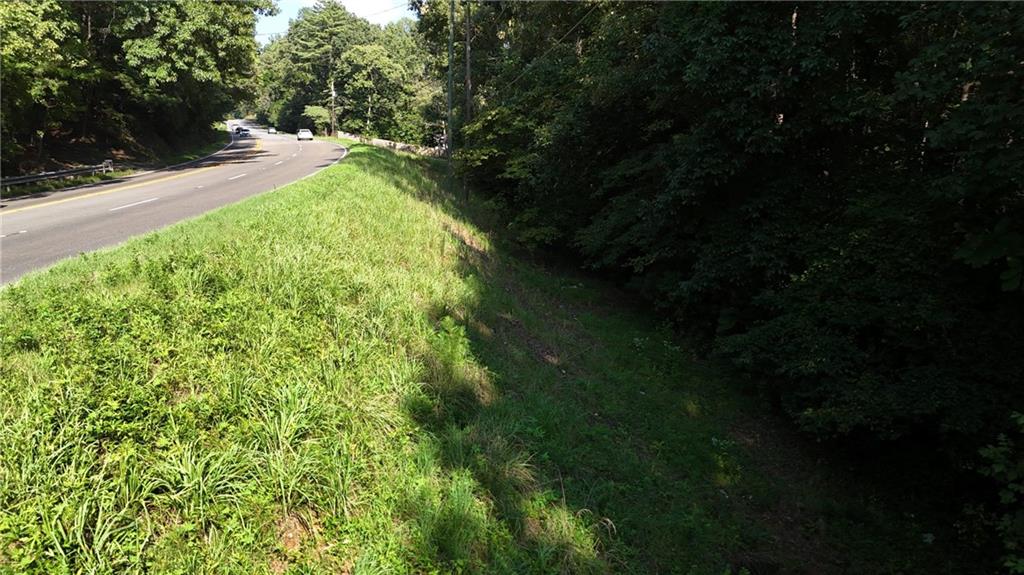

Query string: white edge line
294 144 348 184
109 197 159 212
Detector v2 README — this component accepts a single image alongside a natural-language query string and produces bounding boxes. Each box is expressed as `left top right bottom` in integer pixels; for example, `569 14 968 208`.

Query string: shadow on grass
342 143 995 575
340 144 761 574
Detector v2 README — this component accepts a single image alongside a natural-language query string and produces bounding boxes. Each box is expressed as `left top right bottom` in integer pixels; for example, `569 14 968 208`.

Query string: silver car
297 129 313 141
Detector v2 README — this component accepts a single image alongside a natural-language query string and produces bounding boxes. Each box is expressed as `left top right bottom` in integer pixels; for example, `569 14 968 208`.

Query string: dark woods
416 1 1024 566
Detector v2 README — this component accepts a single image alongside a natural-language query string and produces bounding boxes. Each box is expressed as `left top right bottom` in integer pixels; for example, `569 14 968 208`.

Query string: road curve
0 122 345 284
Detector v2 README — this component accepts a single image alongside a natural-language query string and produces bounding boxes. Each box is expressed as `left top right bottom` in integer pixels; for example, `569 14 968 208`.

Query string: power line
254 0 413 37
502 2 598 91
362 0 415 19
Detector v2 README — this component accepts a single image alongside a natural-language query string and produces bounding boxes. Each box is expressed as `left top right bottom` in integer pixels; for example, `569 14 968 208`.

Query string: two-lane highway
0 122 345 284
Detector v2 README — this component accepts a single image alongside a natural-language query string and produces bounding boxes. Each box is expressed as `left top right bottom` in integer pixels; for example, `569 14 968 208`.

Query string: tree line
250 1 441 145
414 1 1024 568
0 0 270 174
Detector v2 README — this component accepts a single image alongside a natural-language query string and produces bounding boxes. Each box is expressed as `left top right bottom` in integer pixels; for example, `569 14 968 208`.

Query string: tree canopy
416 1 1024 566
0 0 271 173
252 1 441 144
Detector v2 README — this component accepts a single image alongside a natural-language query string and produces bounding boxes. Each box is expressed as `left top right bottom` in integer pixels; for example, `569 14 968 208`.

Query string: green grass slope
1 144 948 574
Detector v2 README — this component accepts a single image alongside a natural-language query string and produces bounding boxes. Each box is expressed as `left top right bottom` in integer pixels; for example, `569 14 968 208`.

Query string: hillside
0 142 971 573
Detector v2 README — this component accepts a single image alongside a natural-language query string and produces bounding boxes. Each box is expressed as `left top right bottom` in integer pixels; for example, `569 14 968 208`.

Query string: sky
256 0 418 44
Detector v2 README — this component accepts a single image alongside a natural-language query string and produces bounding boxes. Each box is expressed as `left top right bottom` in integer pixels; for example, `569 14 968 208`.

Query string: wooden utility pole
330 78 337 137
446 0 455 171
464 0 472 124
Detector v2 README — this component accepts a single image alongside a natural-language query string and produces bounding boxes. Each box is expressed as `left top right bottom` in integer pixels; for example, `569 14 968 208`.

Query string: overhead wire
255 0 414 37
502 2 599 91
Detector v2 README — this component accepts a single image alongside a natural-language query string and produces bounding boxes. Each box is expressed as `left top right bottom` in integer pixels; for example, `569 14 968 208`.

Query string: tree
0 0 273 173
0 0 79 166
302 105 331 134
336 44 406 137
417 3 1024 565
254 4 440 144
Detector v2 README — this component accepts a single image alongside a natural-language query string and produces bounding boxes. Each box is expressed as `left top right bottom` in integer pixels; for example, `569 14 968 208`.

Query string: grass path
1 143 944 573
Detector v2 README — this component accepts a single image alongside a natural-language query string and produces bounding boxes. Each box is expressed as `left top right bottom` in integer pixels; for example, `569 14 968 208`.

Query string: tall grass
0 143 946 573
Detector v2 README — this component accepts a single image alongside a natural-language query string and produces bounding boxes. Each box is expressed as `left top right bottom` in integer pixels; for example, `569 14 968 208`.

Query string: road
0 122 345 284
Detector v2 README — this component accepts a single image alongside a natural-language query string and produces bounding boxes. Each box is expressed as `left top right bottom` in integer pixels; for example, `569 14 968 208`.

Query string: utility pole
447 0 455 179
464 0 472 125
462 0 472 203
330 78 337 137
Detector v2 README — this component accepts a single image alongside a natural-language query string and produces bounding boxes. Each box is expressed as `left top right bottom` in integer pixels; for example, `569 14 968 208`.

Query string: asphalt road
0 121 346 284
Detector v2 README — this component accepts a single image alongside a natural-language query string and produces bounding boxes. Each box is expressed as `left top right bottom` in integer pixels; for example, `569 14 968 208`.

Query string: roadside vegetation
0 1 269 175
415 2 1024 567
2 0 1019 572
1 142 966 573
1 126 229 201
251 3 441 146
2 169 134 200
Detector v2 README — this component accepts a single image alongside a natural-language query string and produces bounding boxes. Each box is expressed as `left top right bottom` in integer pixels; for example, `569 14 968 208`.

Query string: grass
0 143 962 573
1 126 230 200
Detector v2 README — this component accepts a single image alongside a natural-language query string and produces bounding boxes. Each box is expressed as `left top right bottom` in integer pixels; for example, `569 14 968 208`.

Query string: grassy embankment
1 124 230 200
0 141 955 573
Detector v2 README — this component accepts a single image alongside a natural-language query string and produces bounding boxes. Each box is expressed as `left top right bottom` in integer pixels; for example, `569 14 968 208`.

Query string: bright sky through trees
256 0 418 44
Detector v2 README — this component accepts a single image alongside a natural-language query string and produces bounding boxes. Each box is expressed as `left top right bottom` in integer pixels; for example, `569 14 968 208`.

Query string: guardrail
1 159 114 189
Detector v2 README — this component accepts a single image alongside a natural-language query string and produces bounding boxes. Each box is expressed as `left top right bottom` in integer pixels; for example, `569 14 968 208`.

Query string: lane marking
0 230 28 239
274 161 283 166
1 135 260 217
228 173 247 181
109 197 159 212
1 165 219 216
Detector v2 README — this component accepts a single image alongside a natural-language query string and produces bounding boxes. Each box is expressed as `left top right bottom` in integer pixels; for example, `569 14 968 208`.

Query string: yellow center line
0 139 263 217
0 166 219 216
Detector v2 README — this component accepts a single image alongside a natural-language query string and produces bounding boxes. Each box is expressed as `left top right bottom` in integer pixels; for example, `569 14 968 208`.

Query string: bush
981 414 1024 573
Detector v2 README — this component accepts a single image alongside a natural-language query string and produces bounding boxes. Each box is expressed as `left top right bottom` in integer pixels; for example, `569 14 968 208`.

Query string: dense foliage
418 0 1024 562
0 0 269 173
253 1 441 144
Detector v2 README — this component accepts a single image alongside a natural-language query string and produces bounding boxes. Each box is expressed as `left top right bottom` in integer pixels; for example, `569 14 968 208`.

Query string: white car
268 127 277 134
297 129 313 141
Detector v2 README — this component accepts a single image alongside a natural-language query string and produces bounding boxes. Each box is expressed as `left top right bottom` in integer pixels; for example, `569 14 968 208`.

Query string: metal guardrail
1 159 114 188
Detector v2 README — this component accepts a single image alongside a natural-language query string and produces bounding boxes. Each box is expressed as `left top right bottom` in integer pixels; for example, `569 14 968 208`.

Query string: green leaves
252 2 438 143
1 0 265 171
438 5 1024 567
956 218 1024 291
